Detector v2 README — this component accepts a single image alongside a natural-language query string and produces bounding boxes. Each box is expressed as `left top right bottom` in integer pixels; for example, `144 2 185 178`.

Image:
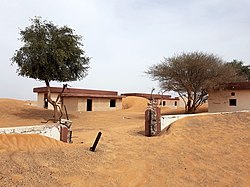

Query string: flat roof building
121 93 181 108
33 87 124 112
208 82 250 113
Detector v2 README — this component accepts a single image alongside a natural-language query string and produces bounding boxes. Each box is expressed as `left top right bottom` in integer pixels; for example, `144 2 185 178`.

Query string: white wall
160 111 250 131
0 124 61 141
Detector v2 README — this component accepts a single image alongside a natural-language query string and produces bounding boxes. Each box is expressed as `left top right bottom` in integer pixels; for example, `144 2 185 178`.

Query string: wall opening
231 92 235 96
110 99 116 107
87 99 92 111
174 101 177 106
162 101 166 106
44 94 48 109
229 99 237 106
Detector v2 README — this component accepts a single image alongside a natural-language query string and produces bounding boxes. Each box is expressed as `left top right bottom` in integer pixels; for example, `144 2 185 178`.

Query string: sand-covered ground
0 97 250 186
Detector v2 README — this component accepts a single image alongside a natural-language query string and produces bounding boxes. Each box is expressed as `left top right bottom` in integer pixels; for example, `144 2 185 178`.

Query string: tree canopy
12 17 90 84
146 52 244 113
12 17 90 121
227 59 250 81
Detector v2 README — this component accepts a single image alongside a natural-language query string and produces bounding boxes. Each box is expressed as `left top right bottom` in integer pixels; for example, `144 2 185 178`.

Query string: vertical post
156 107 161 134
69 130 73 143
145 107 161 136
90 132 102 152
145 109 151 137
60 125 69 143
64 105 69 120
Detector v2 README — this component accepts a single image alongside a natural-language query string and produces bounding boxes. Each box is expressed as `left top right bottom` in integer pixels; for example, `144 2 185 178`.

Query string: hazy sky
1 0 250 100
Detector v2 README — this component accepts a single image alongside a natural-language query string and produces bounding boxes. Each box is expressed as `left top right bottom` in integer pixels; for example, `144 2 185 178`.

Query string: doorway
44 94 48 109
87 99 92 111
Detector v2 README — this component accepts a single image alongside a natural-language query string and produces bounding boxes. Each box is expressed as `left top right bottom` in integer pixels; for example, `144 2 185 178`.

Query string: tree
12 17 90 121
227 59 250 81
146 52 243 113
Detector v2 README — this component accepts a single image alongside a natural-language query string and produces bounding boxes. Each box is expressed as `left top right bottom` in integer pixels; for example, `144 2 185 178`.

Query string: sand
0 98 250 186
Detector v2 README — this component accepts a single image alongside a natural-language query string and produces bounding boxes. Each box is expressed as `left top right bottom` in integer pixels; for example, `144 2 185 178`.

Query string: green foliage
146 51 243 113
12 17 90 83
227 60 250 81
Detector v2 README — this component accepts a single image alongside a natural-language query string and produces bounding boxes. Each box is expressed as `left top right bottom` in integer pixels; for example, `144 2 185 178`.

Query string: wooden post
145 109 151 137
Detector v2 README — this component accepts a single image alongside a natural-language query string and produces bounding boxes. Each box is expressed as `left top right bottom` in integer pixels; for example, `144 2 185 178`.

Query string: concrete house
121 93 181 108
33 87 124 112
208 82 250 113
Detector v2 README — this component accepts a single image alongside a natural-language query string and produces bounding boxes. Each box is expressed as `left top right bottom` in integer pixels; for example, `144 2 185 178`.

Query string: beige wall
91 98 122 111
77 98 86 111
63 97 79 112
36 94 123 112
208 90 250 113
37 93 58 110
158 99 180 108
63 97 123 112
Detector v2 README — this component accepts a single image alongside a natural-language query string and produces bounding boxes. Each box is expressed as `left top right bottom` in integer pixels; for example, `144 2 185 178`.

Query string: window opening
229 99 237 106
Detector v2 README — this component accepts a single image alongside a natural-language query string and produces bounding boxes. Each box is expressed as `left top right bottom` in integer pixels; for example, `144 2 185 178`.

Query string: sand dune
122 96 149 111
0 134 65 152
0 98 54 127
0 98 250 186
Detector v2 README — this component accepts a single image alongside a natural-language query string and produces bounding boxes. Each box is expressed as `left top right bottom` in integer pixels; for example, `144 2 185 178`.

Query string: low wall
160 110 250 132
161 114 187 130
0 124 61 141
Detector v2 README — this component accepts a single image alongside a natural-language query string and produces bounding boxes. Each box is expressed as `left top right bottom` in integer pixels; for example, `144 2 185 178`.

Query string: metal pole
90 132 102 152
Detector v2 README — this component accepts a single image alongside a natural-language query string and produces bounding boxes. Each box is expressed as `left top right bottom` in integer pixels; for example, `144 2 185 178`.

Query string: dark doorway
110 99 116 107
87 99 92 111
44 94 48 109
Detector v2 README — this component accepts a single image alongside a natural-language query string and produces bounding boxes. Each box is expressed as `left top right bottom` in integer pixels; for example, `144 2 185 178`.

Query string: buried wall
0 120 72 143
0 124 61 141
0 119 72 143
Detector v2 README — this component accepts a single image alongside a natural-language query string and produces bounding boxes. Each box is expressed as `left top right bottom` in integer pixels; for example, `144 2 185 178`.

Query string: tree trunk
187 106 195 114
45 80 59 122
186 100 195 113
45 80 68 122
186 91 195 114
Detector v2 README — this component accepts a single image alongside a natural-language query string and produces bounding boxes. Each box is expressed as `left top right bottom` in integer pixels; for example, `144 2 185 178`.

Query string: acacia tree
146 52 243 113
227 59 250 80
12 17 90 121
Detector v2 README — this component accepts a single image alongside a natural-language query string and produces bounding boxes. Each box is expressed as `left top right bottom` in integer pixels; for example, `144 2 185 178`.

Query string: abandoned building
208 82 250 113
121 93 181 108
33 87 124 112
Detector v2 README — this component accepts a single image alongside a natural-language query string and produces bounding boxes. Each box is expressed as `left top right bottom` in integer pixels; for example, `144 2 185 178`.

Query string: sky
1 0 250 100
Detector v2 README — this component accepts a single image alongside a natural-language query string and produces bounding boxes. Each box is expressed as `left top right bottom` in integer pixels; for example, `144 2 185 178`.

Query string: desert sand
0 97 250 187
